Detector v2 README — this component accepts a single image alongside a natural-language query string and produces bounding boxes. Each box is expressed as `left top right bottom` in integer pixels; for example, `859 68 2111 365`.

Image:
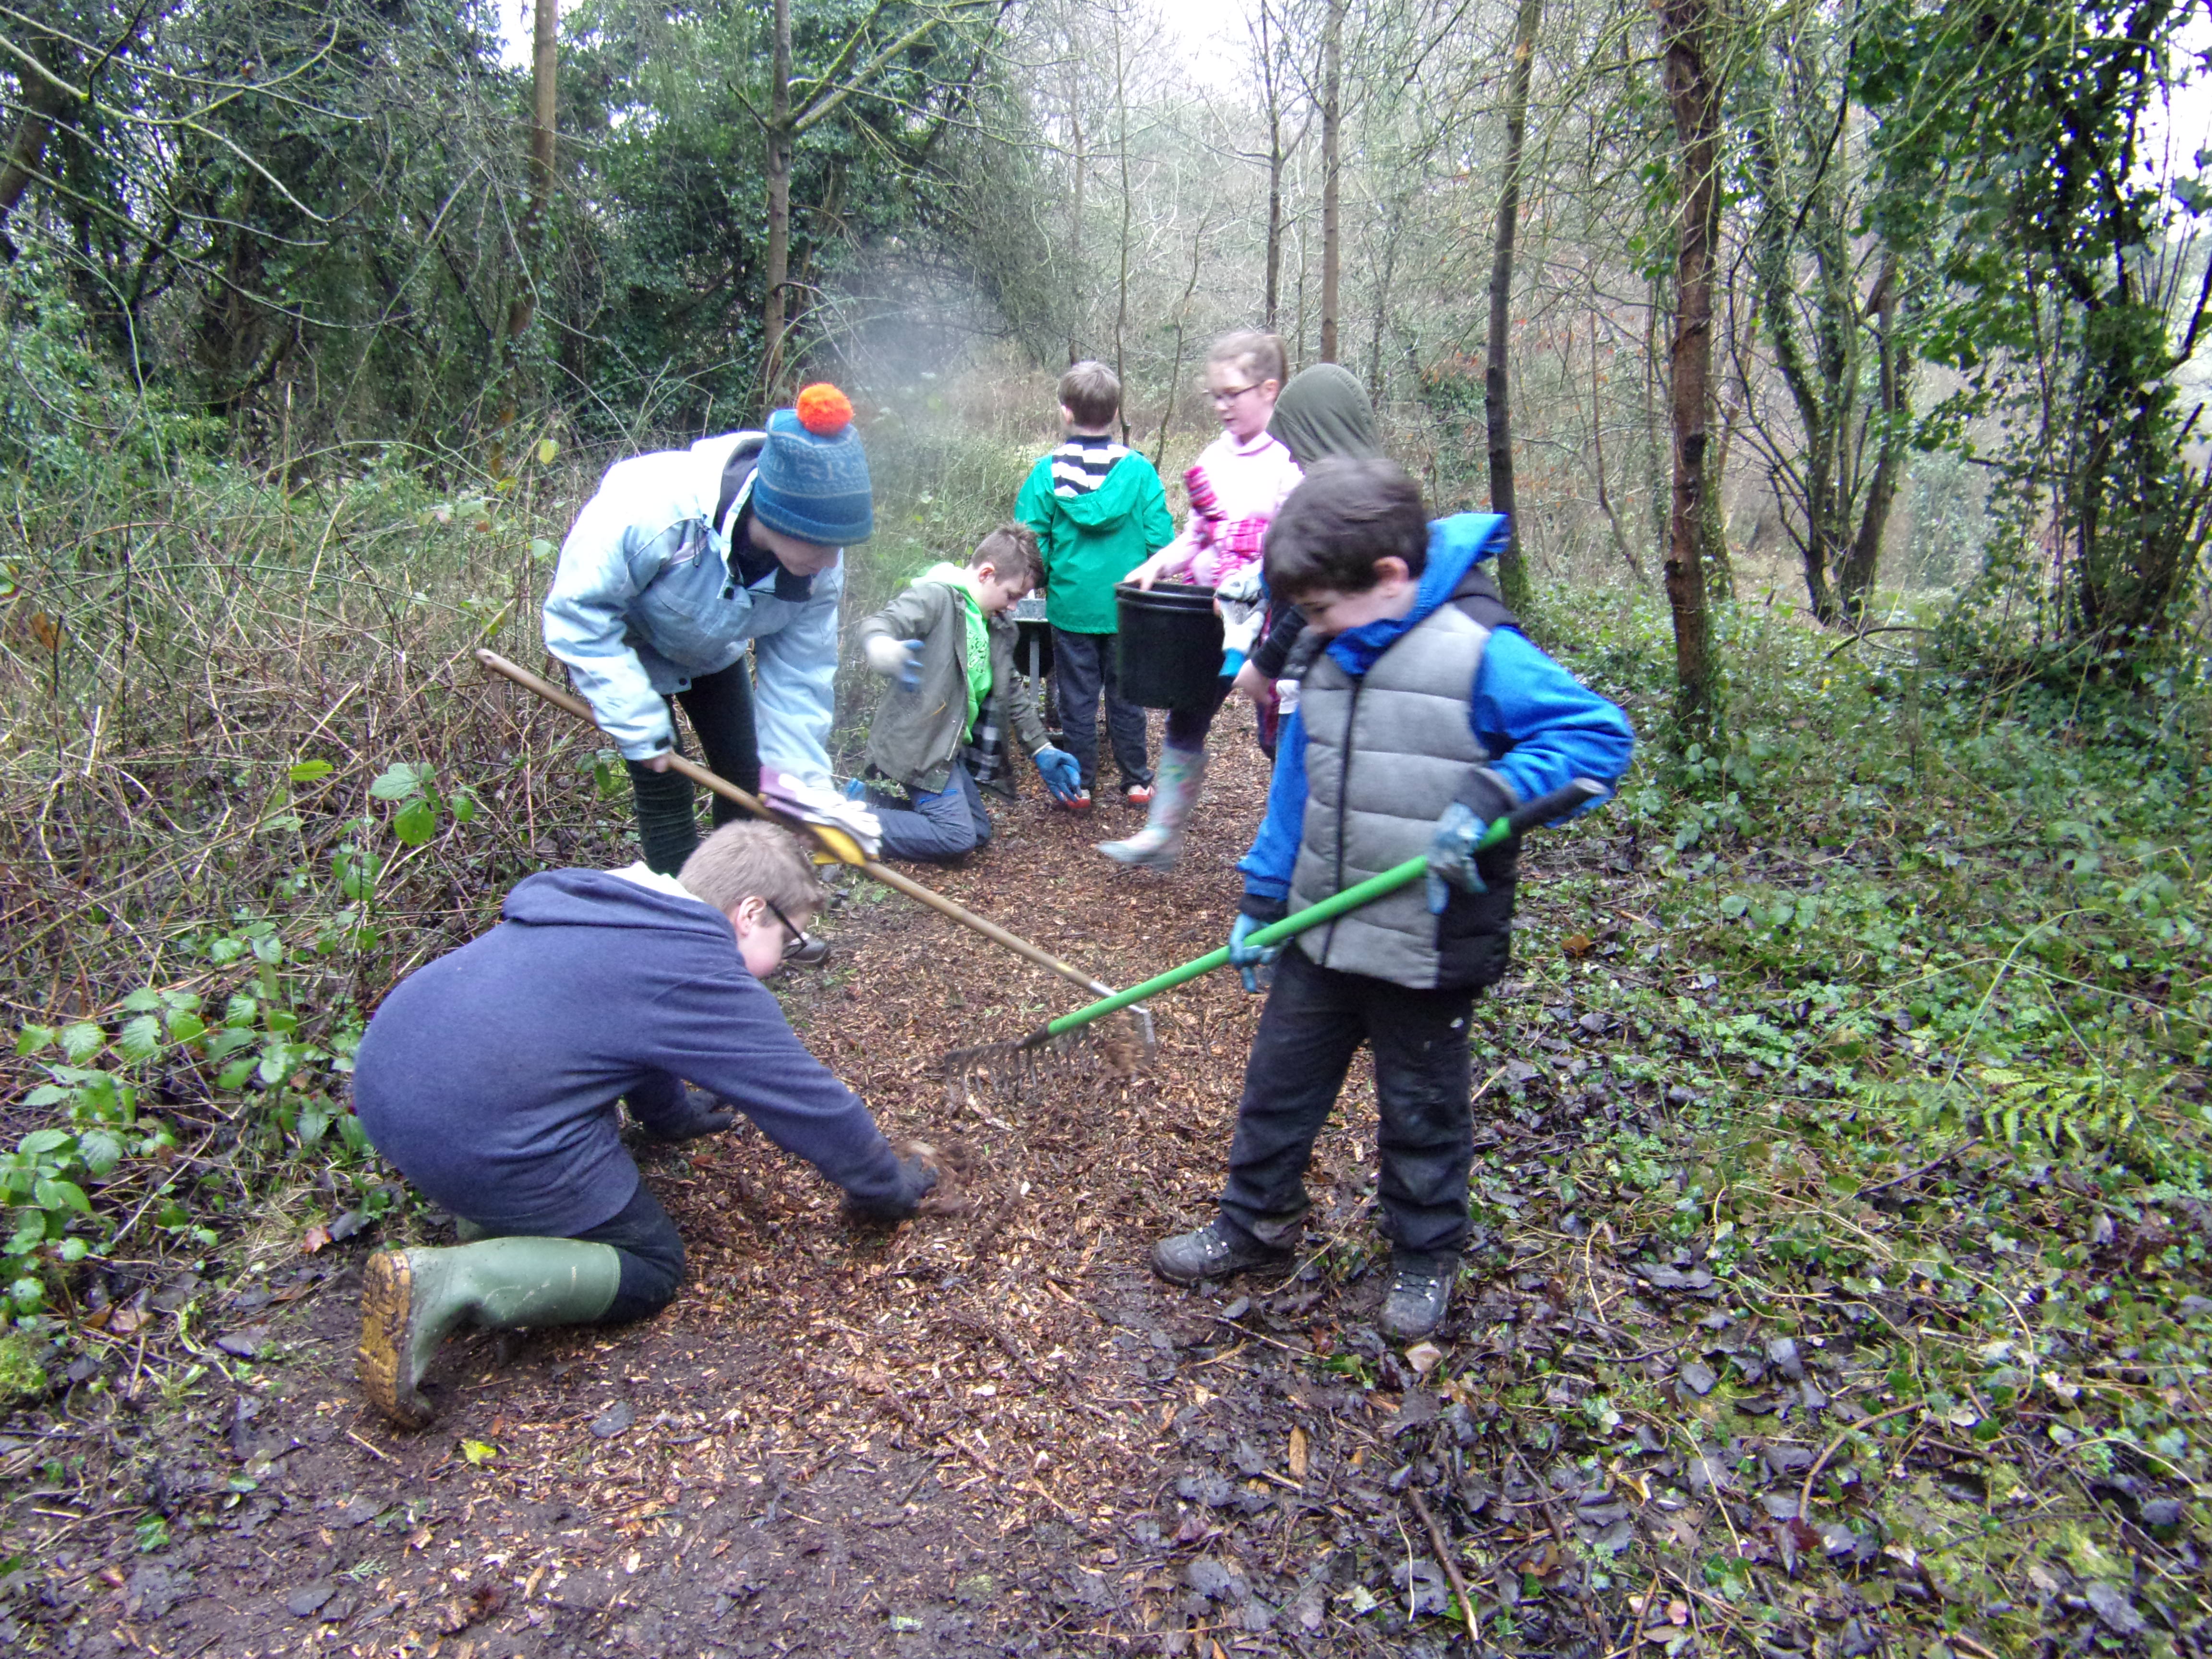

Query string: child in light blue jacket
543 384 872 878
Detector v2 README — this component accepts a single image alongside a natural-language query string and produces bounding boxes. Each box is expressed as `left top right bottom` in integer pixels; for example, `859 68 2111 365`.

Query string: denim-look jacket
542 433 842 784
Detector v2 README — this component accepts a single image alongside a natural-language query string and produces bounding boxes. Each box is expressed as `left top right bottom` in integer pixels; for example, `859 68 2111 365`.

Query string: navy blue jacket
353 869 904 1236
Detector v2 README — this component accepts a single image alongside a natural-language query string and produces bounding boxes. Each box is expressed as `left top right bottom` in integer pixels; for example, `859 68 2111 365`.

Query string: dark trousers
624 659 760 876
477 1180 686 1325
866 760 993 863
1217 945 1477 1260
1051 627 1151 789
1165 673 1233 751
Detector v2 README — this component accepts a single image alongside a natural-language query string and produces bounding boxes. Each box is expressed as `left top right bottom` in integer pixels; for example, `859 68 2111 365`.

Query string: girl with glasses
1103 331 1303 870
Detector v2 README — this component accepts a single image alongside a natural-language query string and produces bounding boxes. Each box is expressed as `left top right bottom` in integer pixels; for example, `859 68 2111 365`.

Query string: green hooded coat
1014 448 1175 634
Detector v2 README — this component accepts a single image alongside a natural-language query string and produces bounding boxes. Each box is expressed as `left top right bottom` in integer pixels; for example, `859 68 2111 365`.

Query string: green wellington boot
358 1238 622 1429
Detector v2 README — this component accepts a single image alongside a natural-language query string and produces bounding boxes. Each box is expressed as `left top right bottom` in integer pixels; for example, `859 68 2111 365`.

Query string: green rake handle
1037 777 1608 1042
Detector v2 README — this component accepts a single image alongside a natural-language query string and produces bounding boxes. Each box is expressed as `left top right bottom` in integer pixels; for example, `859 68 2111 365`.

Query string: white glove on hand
865 635 924 689
761 768 884 858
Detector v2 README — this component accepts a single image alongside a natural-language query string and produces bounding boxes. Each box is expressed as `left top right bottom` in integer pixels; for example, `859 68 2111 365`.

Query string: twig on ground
346 1428 396 1464
1799 1403 1923 1518
1208 1313 1313 1357
957 1313 1045 1387
1859 1136 1981 1200
1406 1486 1480 1650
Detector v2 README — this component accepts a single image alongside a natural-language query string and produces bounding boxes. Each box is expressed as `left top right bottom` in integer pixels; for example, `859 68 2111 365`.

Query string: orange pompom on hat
794 382 854 435
756 382 872 544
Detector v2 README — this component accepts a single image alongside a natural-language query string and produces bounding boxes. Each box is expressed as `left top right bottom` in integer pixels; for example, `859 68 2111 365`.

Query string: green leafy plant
368 761 477 849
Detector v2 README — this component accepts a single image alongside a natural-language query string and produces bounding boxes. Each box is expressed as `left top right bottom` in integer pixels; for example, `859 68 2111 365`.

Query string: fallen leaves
433 1581 506 1634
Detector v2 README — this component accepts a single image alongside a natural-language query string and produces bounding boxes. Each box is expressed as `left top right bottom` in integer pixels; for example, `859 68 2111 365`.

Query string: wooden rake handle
473 648 1123 1000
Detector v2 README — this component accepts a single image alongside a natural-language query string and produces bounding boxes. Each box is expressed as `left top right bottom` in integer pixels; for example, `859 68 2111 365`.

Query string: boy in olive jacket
856 526 1083 862
1014 361 1175 808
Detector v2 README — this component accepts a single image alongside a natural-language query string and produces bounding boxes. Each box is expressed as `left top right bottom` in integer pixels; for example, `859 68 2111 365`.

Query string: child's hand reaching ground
1033 746 1082 801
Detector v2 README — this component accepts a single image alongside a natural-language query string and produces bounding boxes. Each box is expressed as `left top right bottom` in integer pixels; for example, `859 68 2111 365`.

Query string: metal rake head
942 1005 1157 1110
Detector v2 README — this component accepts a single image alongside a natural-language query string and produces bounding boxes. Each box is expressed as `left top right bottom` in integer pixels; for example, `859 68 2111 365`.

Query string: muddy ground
6 702 2197 1658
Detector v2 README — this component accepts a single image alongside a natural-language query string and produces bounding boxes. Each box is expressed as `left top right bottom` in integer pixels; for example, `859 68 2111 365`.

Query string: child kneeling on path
352 822 937 1428
855 524 1083 862
1151 459 1634 1342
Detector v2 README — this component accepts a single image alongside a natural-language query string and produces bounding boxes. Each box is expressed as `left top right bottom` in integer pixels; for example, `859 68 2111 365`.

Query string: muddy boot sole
358 1250 434 1430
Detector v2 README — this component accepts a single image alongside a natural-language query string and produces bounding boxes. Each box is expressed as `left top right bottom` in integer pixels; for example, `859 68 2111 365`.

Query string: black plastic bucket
1116 581 1223 709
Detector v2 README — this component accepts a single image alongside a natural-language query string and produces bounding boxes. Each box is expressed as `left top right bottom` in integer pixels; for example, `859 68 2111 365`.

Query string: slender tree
503 0 560 352
1484 0 1543 610
1318 0 1343 361
1657 0 1721 725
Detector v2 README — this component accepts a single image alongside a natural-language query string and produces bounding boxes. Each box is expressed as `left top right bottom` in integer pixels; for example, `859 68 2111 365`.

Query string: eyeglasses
758 897 808 959
1209 383 1262 406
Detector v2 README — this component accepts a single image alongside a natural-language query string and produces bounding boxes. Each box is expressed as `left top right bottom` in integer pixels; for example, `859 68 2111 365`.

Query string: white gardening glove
865 635 924 690
761 768 884 858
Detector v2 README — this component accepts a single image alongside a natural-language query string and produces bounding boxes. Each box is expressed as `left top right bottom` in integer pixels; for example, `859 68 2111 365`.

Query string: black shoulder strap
1452 566 1519 634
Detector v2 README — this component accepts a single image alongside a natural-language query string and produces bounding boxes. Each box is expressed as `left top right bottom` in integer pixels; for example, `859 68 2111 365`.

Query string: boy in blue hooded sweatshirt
1151 459 1634 1341
351 822 936 1428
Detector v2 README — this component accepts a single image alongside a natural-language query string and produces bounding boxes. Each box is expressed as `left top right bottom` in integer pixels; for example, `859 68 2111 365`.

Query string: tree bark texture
1658 0 1719 727
1319 0 1343 363
1485 0 1543 612
763 0 795 400
504 0 560 346
1259 0 1285 333
1837 266 1907 616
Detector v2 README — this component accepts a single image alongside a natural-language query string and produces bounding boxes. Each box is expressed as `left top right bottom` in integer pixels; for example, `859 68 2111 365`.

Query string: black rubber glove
845 1154 939 1223
647 1085 738 1143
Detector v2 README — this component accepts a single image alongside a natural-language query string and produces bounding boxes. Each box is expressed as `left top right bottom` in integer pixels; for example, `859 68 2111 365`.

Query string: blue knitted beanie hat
752 384 873 545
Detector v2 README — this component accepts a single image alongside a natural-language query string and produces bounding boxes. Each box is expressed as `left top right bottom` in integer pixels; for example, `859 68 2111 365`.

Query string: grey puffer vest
1290 581 1521 991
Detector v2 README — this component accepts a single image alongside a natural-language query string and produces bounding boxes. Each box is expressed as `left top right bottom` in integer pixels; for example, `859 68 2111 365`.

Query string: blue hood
1324 513 1508 679
504 868 731 940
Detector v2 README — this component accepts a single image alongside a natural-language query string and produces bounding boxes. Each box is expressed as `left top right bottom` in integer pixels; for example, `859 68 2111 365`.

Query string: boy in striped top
1015 361 1176 809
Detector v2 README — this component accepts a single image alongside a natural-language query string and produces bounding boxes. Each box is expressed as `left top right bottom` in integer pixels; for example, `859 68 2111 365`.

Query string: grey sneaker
1379 1252 1460 1341
1150 1219 1291 1286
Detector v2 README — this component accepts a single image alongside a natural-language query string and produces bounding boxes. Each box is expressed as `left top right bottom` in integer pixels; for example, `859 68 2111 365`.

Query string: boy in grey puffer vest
1151 459 1634 1341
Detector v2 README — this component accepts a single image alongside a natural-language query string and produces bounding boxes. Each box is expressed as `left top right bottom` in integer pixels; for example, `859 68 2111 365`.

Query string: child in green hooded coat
1013 360 1176 809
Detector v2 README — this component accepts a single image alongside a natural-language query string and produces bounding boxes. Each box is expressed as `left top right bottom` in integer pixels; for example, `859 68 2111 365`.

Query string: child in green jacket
855 526 1083 862
1014 361 1175 810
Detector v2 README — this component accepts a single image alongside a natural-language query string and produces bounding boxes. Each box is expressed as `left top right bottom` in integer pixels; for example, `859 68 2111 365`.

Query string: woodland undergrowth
0 432 2206 1648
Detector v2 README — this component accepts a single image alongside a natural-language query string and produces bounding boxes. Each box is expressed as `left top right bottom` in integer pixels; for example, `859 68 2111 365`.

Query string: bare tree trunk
1485 0 1542 612
1318 0 1343 363
1366 218 1397 404
504 0 559 346
1110 4 1134 441
1155 204 1214 465
1260 0 1285 332
1590 316 1645 582
1659 0 1721 728
763 0 794 399
1067 99 1084 362
1837 264 1906 616
1265 136 1285 332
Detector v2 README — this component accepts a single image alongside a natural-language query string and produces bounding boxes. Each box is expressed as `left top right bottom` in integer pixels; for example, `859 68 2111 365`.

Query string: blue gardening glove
1426 800 1491 914
1033 745 1082 802
1226 913 1280 994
